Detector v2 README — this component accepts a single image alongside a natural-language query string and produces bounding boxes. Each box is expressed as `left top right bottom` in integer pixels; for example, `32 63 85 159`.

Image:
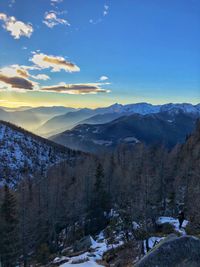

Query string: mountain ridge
50 110 199 153
37 102 200 137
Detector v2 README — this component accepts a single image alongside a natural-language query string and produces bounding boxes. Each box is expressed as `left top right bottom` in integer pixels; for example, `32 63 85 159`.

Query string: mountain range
37 102 200 137
0 106 77 132
50 110 199 153
0 103 200 137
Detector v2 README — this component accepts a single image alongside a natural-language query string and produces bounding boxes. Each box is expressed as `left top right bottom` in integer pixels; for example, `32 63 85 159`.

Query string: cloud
0 73 35 90
0 65 49 80
51 0 63 2
41 83 110 94
0 12 33 39
0 65 30 78
51 0 63 4
50 0 63 6
32 74 50 80
43 11 70 28
103 5 109 16
30 53 80 72
89 18 102 25
89 4 109 24
0 65 49 90
9 0 16 8
99 75 109 81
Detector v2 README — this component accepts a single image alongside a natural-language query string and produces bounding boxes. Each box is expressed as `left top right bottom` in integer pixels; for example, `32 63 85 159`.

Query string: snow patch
156 216 189 235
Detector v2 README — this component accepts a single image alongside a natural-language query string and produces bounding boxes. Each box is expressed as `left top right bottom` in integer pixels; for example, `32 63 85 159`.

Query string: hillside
50 111 199 153
1 120 200 266
36 108 95 137
0 121 80 185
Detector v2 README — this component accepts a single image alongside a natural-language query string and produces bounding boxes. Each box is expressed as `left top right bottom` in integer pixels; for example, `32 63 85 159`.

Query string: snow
60 261 104 267
105 103 200 115
57 232 123 267
143 216 190 254
143 236 164 254
123 136 140 143
92 140 113 146
0 122 73 185
156 216 189 235
132 221 140 230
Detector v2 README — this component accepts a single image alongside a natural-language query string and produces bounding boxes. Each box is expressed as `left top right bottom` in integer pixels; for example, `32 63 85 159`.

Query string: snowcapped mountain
0 121 79 186
50 111 199 153
104 102 200 115
37 102 200 137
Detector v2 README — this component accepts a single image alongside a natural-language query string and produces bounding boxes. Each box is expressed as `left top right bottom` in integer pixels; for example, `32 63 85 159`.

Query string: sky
0 0 199 108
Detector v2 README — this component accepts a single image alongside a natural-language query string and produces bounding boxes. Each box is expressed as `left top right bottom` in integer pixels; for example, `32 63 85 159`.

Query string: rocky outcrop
73 236 93 252
134 234 200 267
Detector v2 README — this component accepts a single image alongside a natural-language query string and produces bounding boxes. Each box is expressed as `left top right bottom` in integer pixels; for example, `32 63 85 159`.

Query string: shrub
185 222 200 235
161 223 175 234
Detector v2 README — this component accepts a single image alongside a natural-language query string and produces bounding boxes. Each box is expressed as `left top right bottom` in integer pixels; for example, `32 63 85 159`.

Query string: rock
73 235 92 252
134 235 200 267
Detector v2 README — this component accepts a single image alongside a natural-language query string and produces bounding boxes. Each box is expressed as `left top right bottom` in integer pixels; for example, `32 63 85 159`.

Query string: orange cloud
31 53 80 72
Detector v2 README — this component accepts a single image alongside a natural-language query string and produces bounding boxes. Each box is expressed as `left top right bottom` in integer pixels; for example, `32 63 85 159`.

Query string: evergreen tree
0 184 19 267
86 163 110 234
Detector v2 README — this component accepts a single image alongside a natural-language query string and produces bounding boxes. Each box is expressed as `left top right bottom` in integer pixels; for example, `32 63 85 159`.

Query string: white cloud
0 65 30 78
99 75 109 81
0 65 49 84
43 11 70 28
30 52 80 72
89 4 109 24
51 0 63 3
32 74 50 80
50 0 63 6
0 12 33 39
103 4 109 16
9 0 16 8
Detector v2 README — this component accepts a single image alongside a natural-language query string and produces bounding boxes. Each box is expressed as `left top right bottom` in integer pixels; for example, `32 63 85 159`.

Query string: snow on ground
156 216 189 235
92 139 113 146
57 232 123 267
60 261 104 267
57 216 189 265
143 236 164 254
0 122 73 185
143 216 189 254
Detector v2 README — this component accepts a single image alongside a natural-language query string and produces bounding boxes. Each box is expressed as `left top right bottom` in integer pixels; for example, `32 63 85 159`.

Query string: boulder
134 234 200 267
73 235 92 252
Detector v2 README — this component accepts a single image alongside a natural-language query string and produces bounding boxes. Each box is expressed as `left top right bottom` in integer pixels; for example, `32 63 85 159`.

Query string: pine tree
86 163 110 234
0 184 19 267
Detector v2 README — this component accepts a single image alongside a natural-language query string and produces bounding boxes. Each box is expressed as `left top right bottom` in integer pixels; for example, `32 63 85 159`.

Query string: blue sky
0 0 199 107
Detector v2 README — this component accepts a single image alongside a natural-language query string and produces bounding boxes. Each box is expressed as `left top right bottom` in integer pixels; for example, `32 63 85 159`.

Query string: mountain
0 106 32 111
0 106 77 132
38 103 200 137
0 120 80 186
80 112 123 125
27 106 77 122
50 111 199 153
36 108 96 136
0 108 41 131
3 116 200 266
